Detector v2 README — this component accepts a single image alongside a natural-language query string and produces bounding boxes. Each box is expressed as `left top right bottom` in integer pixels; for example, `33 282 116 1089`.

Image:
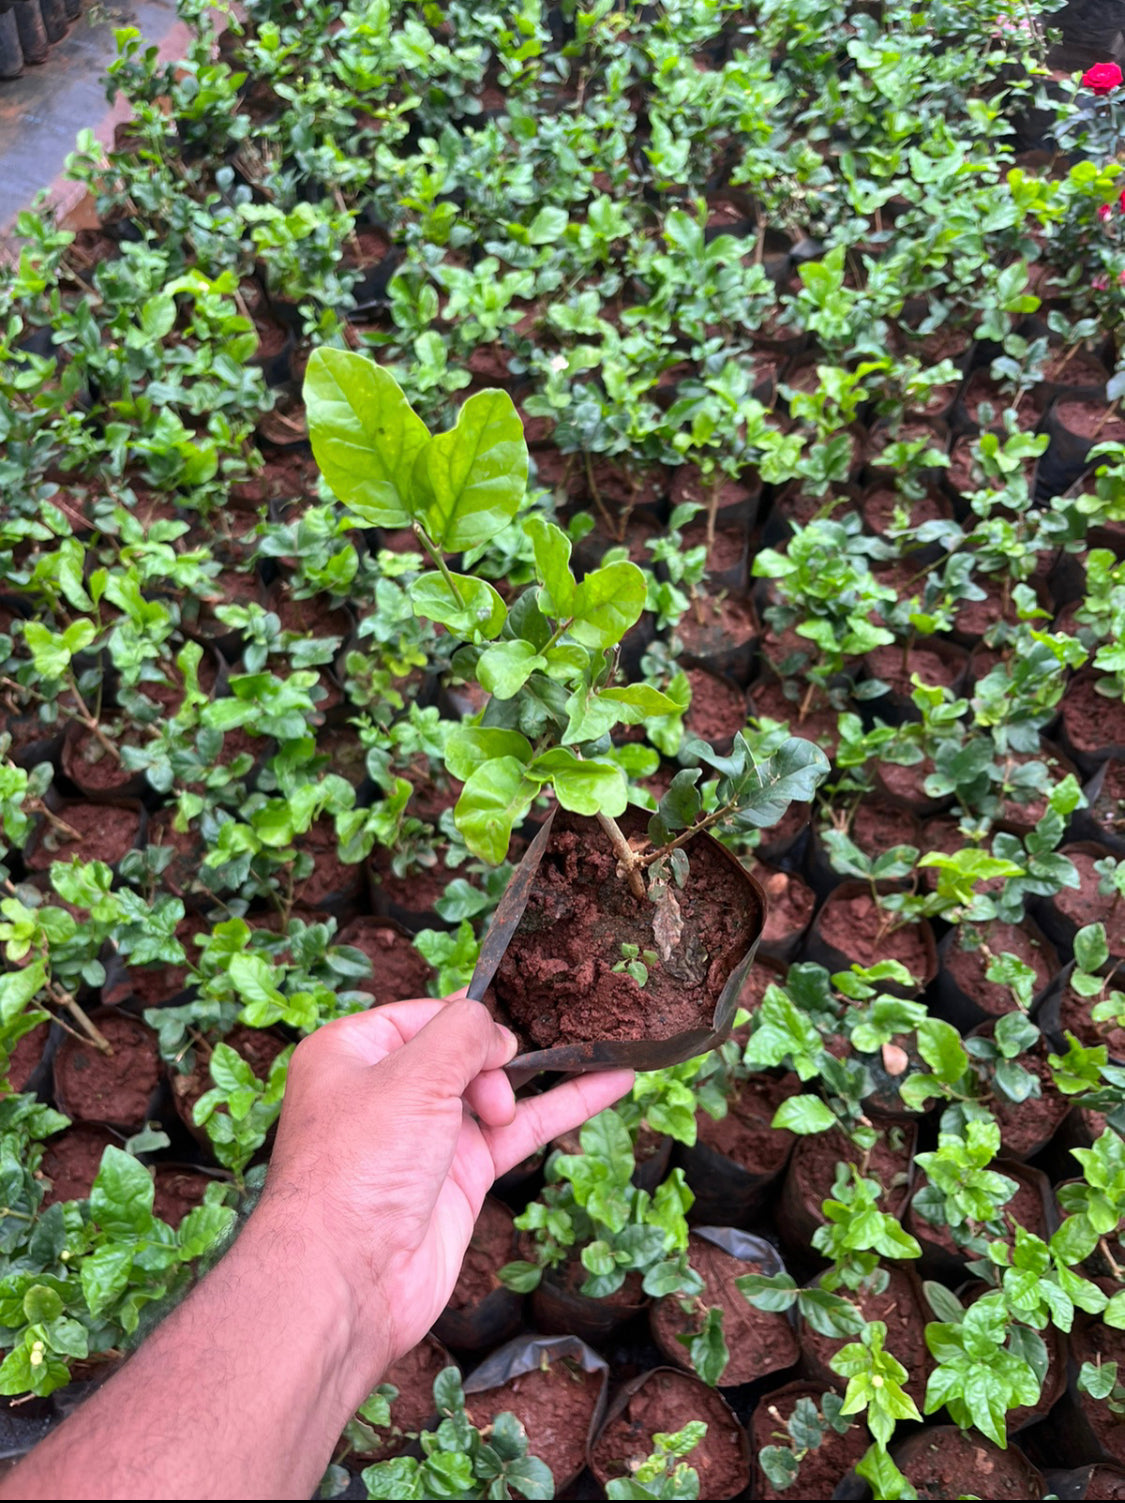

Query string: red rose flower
1119 188 1125 212
1100 204 1113 221
1083 61 1123 94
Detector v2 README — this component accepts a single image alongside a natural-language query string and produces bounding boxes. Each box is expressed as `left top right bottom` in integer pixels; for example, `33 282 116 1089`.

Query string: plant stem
584 452 620 542
596 811 647 900
48 984 113 1055
412 523 465 606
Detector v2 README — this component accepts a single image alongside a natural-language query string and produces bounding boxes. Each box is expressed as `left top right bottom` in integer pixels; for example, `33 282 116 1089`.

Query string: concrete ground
0 0 183 245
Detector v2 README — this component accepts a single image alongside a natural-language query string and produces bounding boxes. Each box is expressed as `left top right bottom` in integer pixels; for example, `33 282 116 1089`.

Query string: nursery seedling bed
6 1 1125 1497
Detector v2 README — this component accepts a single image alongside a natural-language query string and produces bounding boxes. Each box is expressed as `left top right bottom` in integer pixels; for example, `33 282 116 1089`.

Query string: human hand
254 996 633 1387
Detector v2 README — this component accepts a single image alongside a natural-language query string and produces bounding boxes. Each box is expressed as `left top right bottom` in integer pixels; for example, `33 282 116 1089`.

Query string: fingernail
499 1025 519 1057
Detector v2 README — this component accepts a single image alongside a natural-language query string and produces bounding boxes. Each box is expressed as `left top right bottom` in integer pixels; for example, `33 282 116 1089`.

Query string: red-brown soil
865 644 963 699
1061 675 1125 756
171 1026 288 1122
876 756 939 810
1053 401 1125 443
897 1429 1043 1499
751 1384 869 1500
990 1048 1071 1158
681 523 747 576
676 595 757 659
749 678 839 758
351 1339 448 1461
751 864 816 947
862 489 948 536
696 1072 797 1174
53 1013 161 1129
39 1124 119 1205
592 1370 749 1499
684 668 747 745
1086 1467 1125 1499
789 1128 913 1220
851 800 918 857
1053 849 1125 954
493 817 760 1050
816 891 932 979
292 819 363 906
61 726 145 793
1090 761 1125 844
446 1199 516 1310
943 922 1055 1015
1059 985 1125 1058
801 1267 930 1405
153 1167 216 1228
650 1237 798 1384
467 1358 600 1486
336 918 435 1002
7 1021 50 1091
27 802 142 870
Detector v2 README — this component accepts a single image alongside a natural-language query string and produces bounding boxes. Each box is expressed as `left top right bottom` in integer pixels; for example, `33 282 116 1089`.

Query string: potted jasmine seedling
305 351 829 1072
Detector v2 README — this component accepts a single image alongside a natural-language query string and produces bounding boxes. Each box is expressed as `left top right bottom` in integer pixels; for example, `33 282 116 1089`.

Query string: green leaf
89 1147 155 1237
410 572 506 640
525 515 576 618
917 1018 968 1084
0 961 47 1023
569 561 647 649
527 750 628 817
413 390 528 550
455 758 538 865
445 727 533 781
478 640 548 699
80 1243 134 1318
772 1095 836 1134
1076 924 1110 975
304 349 427 526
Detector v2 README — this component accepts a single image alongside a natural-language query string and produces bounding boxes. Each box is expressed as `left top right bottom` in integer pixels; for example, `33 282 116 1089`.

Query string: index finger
323 997 451 1065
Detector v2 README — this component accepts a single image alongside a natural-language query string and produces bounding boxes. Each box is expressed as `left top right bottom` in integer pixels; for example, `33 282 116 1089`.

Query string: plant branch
412 523 465 606
596 811 647 900
47 983 113 1055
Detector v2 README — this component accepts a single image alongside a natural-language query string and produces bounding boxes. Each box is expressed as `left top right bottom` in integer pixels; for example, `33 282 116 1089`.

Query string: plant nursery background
4 0 1125 1498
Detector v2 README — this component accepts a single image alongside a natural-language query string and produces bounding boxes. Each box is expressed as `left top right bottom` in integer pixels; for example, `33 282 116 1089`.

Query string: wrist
236 1198 391 1418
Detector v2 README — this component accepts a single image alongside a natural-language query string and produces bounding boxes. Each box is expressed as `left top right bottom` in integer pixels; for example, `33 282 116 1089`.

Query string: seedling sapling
304 351 830 975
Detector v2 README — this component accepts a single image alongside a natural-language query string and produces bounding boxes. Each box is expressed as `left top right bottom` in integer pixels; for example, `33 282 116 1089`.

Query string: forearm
1 1207 384 1502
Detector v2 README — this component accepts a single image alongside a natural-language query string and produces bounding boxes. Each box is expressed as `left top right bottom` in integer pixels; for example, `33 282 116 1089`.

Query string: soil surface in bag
493 820 759 1050
336 917 435 1002
466 1357 598 1486
816 891 931 976
592 1370 748 1499
751 1386 868 1500
40 1125 118 1205
1073 1319 1125 1464
153 1168 214 1228
1085 1466 1125 1499
944 922 1054 1015
54 1013 160 1126
445 1198 515 1310
353 1339 448 1462
27 802 141 870
801 1266 930 1406
694 1071 797 1173
898 1428 1042 1499
650 1238 797 1384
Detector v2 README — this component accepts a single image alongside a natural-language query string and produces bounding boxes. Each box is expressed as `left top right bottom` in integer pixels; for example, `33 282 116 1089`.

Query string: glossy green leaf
455 757 538 865
525 515 576 618
569 561 647 649
409 572 506 640
89 1147 155 1237
304 349 427 525
772 1095 836 1134
528 749 628 817
413 390 528 550
444 727 532 782
477 640 548 699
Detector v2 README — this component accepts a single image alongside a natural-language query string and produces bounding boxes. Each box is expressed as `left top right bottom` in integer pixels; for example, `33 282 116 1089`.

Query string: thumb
396 998 518 1103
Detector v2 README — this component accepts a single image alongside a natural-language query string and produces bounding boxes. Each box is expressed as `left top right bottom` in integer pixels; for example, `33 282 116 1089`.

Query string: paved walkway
0 0 182 242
